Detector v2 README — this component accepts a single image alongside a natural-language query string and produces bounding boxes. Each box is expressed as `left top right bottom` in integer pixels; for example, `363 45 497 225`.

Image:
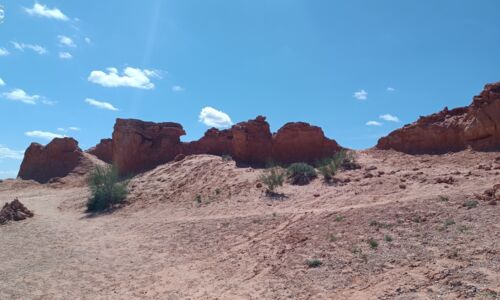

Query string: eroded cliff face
103 116 341 175
18 137 83 183
111 119 186 176
86 138 113 164
377 82 500 154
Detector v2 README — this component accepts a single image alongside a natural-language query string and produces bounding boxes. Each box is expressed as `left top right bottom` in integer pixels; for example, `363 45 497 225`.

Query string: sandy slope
0 150 499 299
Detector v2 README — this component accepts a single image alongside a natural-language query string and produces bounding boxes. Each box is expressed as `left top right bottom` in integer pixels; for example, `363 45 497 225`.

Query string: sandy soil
0 150 499 299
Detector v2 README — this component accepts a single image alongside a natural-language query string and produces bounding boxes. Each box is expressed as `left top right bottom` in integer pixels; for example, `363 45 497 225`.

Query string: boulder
18 138 83 183
112 119 186 175
87 138 113 163
0 198 34 224
377 82 500 154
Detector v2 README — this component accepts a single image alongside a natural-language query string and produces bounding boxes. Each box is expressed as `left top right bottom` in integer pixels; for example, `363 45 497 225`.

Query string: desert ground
1 150 499 299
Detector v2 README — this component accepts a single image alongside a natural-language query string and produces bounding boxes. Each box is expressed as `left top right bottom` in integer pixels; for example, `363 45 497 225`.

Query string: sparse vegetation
221 154 233 162
444 218 456 227
329 234 337 242
463 199 478 209
195 194 202 204
438 195 449 202
458 225 471 233
334 215 345 222
260 167 286 194
315 150 360 182
305 259 322 268
86 165 128 212
287 163 316 185
384 234 393 242
368 238 378 249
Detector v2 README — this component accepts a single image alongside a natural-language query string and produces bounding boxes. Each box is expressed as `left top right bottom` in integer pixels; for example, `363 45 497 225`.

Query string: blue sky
1 0 500 178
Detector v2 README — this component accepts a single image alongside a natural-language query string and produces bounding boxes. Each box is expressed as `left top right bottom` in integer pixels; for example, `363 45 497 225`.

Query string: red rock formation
18 138 83 183
377 82 500 154
112 119 186 175
109 116 341 174
87 138 113 163
272 122 340 164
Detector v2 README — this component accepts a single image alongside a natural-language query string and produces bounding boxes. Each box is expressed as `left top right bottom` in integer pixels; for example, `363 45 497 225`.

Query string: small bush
318 161 338 182
384 235 393 242
463 199 478 209
260 167 285 193
287 163 316 185
337 150 361 170
87 165 128 212
221 154 233 161
368 238 378 249
438 195 449 202
444 218 455 227
305 259 322 268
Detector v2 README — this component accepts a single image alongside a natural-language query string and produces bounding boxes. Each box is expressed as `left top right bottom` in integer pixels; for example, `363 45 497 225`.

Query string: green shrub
260 167 285 193
287 163 316 185
368 238 378 249
87 165 128 212
463 199 478 209
305 259 322 268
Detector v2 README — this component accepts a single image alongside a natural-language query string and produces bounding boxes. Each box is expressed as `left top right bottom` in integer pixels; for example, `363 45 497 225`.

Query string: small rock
365 166 377 171
174 153 186 162
364 173 374 178
256 183 262 188
488 200 497 206
399 184 406 189
313 194 320 198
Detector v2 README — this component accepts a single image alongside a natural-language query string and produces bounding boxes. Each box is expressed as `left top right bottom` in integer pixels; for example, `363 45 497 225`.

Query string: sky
1 0 500 179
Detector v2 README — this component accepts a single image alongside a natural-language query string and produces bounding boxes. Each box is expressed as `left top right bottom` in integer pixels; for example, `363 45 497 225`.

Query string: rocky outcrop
377 82 500 154
111 116 341 175
112 119 186 175
272 122 340 164
18 138 83 183
87 138 113 163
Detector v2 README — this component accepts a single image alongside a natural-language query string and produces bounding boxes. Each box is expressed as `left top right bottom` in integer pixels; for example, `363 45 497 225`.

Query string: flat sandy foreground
0 150 499 300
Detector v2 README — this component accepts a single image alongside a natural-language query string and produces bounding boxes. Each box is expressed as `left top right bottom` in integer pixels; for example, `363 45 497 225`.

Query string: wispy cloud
25 130 63 141
84 37 91 44
57 35 76 47
387 87 396 92
0 145 24 160
24 2 69 21
88 67 160 90
199 107 233 128
59 52 72 59
0 48 9 56
11 42 47 55
353 89 368 100
172 85 185 92
379 114 400 122
57 126 80 132
85 98 118 111
2 89 40 104
366 121 382 126
0 78 5 86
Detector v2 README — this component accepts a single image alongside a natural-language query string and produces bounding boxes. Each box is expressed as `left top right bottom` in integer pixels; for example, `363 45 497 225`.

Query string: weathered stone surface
377 82 500 154
112 119 186 175
87 138 113 163
18 138 83 183
0 198 34 224
272 122 340 164
110 116 341 174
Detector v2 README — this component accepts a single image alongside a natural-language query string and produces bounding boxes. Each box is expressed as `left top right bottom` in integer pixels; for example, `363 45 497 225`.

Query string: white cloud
0 78 5 86
0 48 9 56
11 42 47 55
84 37 91 44
387 87 396 92
59 52 72 59
24 2 69 21
353 89 368 100
2 89 40 104
379 114 400 122
25 130 63 141
57 126 80 132
57 35 76 47
88 67 159 89
366 121 382 126
0 145 24 160
0 6 4 24
85 98 118 111
172 85 185 92
199 107 233 128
